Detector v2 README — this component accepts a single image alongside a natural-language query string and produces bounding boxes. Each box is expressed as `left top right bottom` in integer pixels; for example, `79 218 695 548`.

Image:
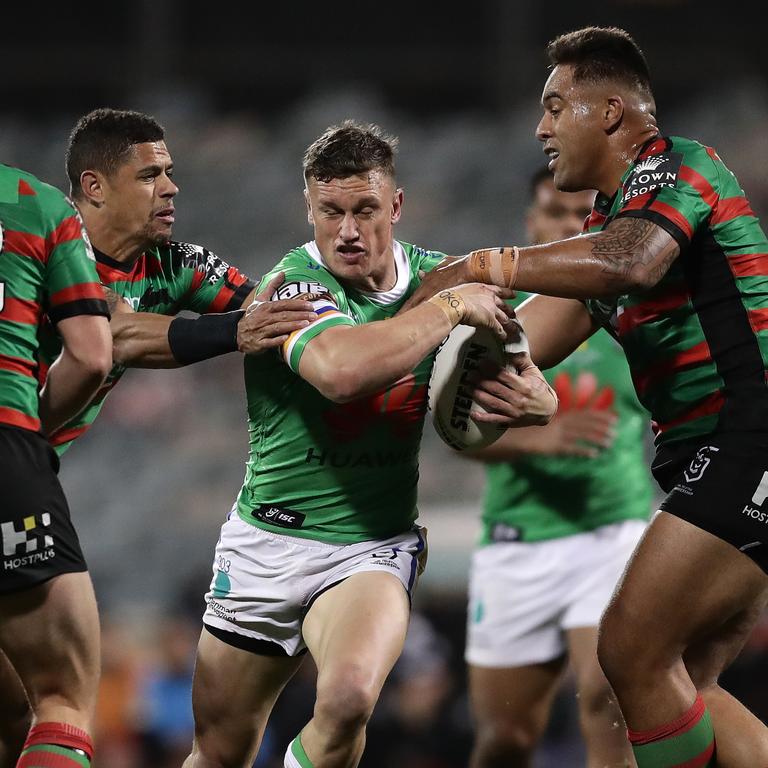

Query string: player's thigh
191 627 303 755
602 511 768 658
0 571 99 708
468 658 566 741
303 571 410 696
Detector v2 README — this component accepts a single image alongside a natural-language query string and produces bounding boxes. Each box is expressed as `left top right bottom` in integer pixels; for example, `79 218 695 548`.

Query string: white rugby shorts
203 511 428 656
465 519 646 668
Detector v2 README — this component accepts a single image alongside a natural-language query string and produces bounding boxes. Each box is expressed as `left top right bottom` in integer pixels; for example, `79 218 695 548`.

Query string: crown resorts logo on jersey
1 514 55 571
622 151 683 204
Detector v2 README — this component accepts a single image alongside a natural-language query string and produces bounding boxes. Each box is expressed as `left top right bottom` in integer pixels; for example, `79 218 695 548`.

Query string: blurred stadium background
3 1 767 765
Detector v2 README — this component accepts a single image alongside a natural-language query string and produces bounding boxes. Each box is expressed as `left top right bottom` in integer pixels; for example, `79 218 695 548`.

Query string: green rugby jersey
0 165 108 433
39 240 255 454
237 239 445 543
584 136 768 461
481 299 652 544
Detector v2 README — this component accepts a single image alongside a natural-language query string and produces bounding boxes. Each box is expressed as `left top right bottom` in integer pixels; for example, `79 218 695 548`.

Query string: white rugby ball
429 322 528 451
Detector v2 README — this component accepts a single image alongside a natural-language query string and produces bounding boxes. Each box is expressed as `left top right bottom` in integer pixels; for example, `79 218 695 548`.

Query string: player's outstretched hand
469 354 558 427
452 283 515 339
238 272 316 354
532 408 617 457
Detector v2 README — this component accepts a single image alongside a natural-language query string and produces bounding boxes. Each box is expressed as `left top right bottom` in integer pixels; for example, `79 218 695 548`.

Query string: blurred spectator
364 611 473 768
93 619 142 768
136 616 198 768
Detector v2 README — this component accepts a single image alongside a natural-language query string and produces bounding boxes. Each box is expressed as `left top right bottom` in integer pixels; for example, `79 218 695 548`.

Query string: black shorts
0 426 86 594
654 433 768 573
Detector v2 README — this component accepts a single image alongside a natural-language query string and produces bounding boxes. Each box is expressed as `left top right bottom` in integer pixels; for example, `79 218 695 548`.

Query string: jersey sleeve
175 242 257 314
614 138 719 250
257 269 355 374
44 196 110 324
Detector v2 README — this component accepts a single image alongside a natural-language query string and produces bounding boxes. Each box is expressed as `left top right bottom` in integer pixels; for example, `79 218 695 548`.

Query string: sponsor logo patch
622 151 683 204
273 280 329 302
1 514 55 571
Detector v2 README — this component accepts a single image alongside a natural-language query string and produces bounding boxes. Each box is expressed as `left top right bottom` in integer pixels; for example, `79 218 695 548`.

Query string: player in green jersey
464 169 651 767
183 121 558 768
407 25 768 768
38 108 317 456
0 165 112 768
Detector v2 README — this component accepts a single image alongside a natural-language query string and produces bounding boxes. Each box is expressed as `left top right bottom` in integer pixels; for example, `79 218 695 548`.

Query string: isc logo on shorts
252 505 306 530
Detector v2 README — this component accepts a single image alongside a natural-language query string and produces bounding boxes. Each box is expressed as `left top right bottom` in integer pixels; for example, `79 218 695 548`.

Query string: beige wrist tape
467 246 520 288
427 289 466 326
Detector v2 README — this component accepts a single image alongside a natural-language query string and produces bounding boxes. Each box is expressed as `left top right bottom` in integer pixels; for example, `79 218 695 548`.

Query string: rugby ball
429 322 529 451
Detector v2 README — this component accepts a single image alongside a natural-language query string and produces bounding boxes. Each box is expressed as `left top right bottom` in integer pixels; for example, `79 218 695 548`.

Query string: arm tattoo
590 218 680 287
103 287 124 314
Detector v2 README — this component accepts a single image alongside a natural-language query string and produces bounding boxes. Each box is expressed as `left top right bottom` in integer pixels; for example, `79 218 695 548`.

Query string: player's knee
473 719 539 765
314 668 379 735
597 600 641 688
187 727 256 768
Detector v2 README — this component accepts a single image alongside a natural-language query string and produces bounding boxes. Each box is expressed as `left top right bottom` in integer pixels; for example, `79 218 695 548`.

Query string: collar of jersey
93 246 141 274
305 240 409 306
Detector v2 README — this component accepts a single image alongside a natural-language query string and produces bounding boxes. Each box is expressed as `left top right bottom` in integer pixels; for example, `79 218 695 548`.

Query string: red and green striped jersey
584 135 768 453
0 165 108 433
39 240 255 454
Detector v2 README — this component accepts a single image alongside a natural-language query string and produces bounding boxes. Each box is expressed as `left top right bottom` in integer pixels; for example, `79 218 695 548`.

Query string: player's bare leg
684 601 768 767
566 626 635 768
598 511 768 765
468 657 565 768
0 572 99 728
297 571 411 768
0 649 30 767
183 630 303 767
0 572 100 761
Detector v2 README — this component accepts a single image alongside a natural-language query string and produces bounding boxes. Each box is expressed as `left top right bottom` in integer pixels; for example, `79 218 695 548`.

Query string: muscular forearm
39 351 107 435
468 219 680 299
111 313 179 368
300 301 454 402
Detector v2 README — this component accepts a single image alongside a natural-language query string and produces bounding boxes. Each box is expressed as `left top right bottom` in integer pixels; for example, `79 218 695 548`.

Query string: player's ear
604 96 624 134
79 170 105 207
304 188 314 225
391 188 404 224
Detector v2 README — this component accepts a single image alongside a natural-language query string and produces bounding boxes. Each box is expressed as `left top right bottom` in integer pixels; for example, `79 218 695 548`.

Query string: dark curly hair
66 108 165 198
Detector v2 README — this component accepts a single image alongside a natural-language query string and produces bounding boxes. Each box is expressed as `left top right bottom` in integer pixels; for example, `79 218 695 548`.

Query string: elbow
624 264 660 292
313 364 366 404
82 348 113 381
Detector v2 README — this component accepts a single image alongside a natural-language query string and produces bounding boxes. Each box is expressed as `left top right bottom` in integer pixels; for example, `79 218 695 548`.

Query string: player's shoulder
0 164 71 218
638 135 719 175
399 240 447 272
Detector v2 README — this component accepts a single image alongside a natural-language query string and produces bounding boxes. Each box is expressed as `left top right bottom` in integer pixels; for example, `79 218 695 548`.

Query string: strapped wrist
427 289 466 326
467 246 520 288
